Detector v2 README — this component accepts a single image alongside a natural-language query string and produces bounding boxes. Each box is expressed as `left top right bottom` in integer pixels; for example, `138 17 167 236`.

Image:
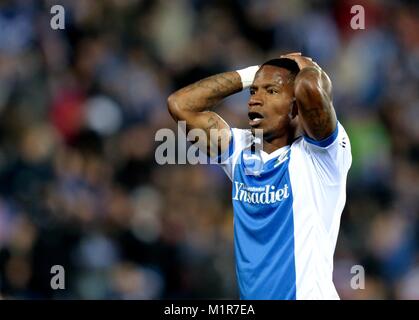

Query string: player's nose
248 96 263 108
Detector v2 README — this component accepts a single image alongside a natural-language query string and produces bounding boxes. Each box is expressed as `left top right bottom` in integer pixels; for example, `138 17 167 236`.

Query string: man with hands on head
168 53 352 300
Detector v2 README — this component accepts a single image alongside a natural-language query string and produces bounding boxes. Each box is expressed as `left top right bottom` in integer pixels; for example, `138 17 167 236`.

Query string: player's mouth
248 111 264 126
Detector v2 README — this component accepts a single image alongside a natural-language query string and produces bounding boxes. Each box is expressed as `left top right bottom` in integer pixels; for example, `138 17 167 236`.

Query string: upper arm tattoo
168 72 237 157
302 104 334 138
206 116 220 130
295 68 336 140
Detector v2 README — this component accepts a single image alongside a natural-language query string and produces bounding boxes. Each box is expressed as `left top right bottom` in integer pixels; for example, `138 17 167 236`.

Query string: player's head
248 58 300 142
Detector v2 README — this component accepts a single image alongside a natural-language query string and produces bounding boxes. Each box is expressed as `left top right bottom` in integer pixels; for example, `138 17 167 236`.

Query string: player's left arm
282 53 337 140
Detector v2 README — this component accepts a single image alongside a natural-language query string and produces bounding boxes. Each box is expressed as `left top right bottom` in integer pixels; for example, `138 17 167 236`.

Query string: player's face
248 65 296 141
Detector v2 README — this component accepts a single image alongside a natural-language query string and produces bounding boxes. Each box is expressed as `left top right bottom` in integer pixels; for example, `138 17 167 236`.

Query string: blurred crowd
0 0 418 299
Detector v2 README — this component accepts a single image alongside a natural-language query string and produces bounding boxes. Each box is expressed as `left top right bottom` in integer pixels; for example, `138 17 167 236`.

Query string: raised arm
167 67 257 158
281 53 337 141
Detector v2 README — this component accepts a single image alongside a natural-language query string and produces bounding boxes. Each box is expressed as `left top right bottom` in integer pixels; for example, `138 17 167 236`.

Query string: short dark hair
260 58 300 80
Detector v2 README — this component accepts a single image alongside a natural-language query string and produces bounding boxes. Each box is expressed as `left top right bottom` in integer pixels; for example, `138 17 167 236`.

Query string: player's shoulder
291 121 350 152
289 121 352 183
231 128 254 151
231 127 253 140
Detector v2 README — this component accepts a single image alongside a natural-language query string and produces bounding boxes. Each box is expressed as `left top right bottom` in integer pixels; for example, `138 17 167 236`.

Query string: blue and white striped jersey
216 122 352 300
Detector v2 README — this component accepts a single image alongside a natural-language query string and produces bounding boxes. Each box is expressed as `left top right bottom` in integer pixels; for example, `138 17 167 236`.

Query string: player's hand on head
280 53 321 71
280 52 330 94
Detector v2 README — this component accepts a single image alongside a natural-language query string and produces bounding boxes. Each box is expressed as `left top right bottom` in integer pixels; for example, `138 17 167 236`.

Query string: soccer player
167 53 352 300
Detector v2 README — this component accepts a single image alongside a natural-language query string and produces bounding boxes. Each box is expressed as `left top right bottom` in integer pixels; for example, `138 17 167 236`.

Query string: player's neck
262 135 290 154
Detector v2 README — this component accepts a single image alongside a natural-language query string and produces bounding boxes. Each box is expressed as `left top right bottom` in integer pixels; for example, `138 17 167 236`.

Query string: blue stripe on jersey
304 122 339 147
232 148 296 300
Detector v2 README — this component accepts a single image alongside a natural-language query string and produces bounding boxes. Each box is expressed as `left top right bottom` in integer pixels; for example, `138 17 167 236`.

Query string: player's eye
267 88 278 94
249 88 255 95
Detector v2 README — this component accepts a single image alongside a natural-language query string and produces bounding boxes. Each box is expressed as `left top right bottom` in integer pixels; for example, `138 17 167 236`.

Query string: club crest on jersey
242 150 263 176
233 182 290 205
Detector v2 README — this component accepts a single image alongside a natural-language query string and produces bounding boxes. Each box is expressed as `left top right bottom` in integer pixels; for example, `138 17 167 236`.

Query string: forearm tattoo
180 72 242 112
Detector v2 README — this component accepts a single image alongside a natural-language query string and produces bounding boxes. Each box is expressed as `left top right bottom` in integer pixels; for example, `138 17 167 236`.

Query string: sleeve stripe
303 122 339 148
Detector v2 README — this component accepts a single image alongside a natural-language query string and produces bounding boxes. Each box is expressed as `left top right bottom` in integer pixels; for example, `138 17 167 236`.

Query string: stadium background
0 0 418 299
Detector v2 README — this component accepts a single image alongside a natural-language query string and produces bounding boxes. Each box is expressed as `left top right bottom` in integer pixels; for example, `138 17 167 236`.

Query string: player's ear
290 98 298 119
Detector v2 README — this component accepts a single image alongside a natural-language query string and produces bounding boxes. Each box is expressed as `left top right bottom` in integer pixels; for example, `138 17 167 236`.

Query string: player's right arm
167 71 247 158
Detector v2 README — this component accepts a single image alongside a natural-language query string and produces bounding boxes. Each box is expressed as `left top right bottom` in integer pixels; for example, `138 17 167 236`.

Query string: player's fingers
280 53 301 59
295 56 318 65
282 54 310 61
297 55 312 61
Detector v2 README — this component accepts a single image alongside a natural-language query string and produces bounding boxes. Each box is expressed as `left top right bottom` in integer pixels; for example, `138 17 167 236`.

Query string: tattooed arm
282 53 337 140
167 71 243 158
